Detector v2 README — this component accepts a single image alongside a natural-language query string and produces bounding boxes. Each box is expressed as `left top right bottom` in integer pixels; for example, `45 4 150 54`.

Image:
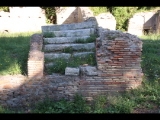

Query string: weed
45 53 96 74
92 95 107 113
43 32 55 38
62 47 73 53
75 34 97 43
32 94 91 113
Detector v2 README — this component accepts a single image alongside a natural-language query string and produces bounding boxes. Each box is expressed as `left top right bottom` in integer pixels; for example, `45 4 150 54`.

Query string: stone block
65 67 79 76
80 66 98 76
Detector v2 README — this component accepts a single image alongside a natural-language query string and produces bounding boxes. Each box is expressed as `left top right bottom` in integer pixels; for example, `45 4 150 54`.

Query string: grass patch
45 53 96 74
62 47 74 53
43 32 55 38
0 32 39 75
32 94 91 113
140 33 160 80
62 47 95 53
89 7 108 16
75 34 97 43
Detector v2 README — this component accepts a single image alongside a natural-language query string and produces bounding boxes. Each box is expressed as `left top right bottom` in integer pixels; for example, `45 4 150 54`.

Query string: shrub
89 7 108 16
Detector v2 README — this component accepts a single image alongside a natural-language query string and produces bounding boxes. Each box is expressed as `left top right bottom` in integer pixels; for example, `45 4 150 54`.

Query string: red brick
111 58 118 60
131 56 139 58
114 55 123 58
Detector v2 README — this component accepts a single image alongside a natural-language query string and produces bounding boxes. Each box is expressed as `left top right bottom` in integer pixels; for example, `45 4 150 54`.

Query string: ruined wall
95 29 143 89
56 7 116 30
156 10 160 33
0 26 143 109
127 11 157 36
0 7 47 33
27 34 44 79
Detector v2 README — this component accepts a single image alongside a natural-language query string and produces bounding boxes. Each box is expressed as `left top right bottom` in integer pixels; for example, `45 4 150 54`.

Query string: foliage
43 32 55 38
45 53 96 74
0 7 9 12
92 95 107 113
108 7 138 32
33 94 91 113
107 7 160 31
89 7 108 16
40 7 57 24
75 34 97 43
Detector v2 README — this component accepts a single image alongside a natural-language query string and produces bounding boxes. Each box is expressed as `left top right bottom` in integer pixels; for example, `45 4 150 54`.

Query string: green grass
45 54 96 74
32 94 91 113
0 32 40 75
75 34 97 43
43 32 55 38
89 7 108 16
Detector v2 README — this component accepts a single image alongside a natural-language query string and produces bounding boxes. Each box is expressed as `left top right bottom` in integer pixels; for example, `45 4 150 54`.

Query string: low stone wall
27 34 44 79
0 7 46 33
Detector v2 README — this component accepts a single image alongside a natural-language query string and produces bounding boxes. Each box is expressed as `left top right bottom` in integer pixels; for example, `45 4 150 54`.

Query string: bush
108 7 159 31
33 94 91 113
0 7 9 12
40 7 57 24
89 7 108 16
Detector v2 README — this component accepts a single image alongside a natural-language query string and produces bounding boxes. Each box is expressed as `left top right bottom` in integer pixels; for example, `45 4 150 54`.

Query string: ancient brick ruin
0 7 147 108
0 19 143 109
128 10 160 36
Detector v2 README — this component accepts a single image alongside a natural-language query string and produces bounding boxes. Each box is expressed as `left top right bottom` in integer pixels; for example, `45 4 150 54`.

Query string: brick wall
76 28 143 99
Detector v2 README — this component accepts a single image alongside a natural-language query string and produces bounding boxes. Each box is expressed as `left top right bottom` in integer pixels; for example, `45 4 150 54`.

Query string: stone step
45 53 71 60
42 20 97 32
72 52 94 58
45 52 94 61
45 62 55 68
43 28 95 37
44 36 90 44
44 43 95 52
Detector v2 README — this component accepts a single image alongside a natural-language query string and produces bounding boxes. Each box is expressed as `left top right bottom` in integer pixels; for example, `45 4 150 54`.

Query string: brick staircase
41 20 98 74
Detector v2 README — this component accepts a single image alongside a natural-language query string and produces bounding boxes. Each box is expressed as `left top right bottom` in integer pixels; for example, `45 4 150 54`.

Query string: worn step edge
43 28 95 37
42 21 98 32
44 53 71 60
44 43 95 52
43 36 90 44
